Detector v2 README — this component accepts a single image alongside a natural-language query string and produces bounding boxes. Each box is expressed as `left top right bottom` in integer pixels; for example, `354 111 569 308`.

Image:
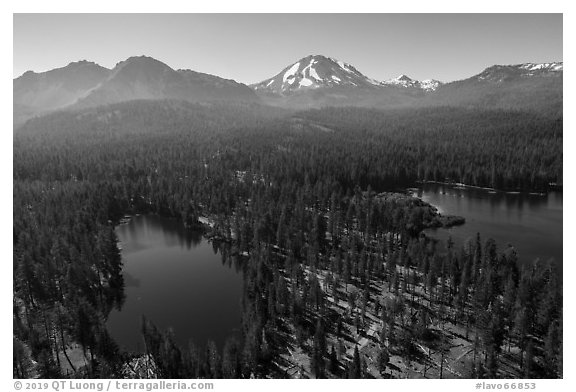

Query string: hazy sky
13 14 562 83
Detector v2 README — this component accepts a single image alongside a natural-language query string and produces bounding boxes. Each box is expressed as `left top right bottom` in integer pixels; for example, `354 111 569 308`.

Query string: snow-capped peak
383 74 417 87
381 75 442 91
475 62 563 82
519 62 563 72
251 54 380 94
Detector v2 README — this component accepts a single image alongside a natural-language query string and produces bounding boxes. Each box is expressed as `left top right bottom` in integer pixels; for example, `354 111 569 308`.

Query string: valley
13 99 562 379
12 16 563 381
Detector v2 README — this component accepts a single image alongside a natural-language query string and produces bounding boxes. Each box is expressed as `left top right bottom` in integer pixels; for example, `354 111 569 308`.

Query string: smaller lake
412 184 562 272
106 215 244 353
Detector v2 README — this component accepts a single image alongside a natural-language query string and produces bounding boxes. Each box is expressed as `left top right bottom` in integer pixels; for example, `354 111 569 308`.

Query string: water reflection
107 215 244 353
415 184 562 271
119 214 204 251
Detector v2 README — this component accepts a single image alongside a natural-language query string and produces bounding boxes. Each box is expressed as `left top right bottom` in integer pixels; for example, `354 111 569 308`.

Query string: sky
13 13 563 84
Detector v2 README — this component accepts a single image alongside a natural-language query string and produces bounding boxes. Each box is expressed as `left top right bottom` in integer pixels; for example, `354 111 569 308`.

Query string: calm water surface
106 215 243 352
108 188 562 351
413 184 562 271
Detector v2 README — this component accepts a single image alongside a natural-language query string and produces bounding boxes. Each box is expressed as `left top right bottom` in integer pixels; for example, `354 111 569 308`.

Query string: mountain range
13 54 563 125
13 56 259 124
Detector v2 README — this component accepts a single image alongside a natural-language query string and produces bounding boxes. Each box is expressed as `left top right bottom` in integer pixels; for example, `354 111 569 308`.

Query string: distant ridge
251 55 562 113
14 55 563 124
13 55 259 124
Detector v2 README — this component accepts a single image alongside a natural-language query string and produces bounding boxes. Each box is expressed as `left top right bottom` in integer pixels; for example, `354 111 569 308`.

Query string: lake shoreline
410 183 562 271
415 179 559 194
108 214 244 355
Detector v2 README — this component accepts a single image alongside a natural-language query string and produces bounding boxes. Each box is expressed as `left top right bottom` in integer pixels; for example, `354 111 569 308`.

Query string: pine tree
543 321 559 378
376 346 390 376
348 346 362 379
523 340 536 378
513 307 529 369
329 345 339 374
13 337 34 378
206 340 221 378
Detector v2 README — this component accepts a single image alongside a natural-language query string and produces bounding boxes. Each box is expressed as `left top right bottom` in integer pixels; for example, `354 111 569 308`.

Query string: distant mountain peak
14 55 259 124
114 55 171 71
251 54 380 94
16 60 107 80
519 62 563 72
67 59 97 66
396 74 412 81
20 70 36 78
381 74 442 91
120 54 160 63
14 55 563 123
475 62 563 82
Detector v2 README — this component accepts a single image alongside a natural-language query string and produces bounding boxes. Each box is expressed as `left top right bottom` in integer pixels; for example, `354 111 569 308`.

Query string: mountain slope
427 62 563 115
13 56 260 125
73 56 260 109
381 75 442 91
14 56 563 124
250 56 562 113
251 54 380 94
251 55 422 109
13 60 111 123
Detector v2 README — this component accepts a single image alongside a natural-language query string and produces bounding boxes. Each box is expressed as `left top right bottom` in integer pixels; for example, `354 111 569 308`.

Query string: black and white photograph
8 5 569 387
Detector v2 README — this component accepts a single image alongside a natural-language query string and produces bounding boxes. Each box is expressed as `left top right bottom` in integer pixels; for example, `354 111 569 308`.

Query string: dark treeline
13 100 562 378
295 107 562 191
13 181 125 377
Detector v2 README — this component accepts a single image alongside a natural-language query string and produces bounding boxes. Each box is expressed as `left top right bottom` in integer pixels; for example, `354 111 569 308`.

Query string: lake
107 187 563 352
412 183 562 271
106 215 244 353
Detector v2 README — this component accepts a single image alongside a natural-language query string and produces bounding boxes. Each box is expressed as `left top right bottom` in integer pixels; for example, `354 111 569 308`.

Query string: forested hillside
13 101 562 379
294 107 562 191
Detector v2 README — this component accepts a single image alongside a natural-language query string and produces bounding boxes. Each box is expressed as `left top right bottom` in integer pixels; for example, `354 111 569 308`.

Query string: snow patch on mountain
251 55 561 96
519 62 563 72
419 79 442 91
474 62 563 83
283 62 300 83
331 58 360 76
309 66 322 81
302 58 321 81
383 75 419 88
